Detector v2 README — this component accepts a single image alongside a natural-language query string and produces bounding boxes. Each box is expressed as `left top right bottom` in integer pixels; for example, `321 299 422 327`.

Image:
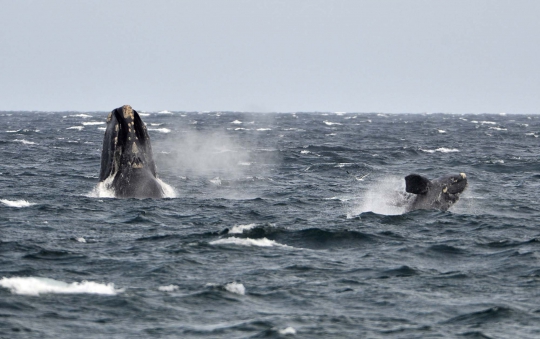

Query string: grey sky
1 1 539 113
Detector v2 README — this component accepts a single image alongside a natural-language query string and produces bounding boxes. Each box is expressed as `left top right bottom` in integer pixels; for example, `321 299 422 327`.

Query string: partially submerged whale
404 173 468 211
99 105 164 198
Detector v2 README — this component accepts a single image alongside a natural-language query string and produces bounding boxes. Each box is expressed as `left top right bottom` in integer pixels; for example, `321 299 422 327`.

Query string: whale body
98 105 164 198
404 173 468 211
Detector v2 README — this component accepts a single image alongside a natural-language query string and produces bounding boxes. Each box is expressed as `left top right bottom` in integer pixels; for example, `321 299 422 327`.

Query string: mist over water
1 111 540 338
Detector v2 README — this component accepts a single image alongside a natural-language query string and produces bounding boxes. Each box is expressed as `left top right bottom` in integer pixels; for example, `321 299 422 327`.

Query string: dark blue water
1 111 540 338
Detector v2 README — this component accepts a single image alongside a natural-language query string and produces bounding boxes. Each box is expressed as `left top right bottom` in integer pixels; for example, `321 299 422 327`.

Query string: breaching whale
404 173 468 211
98 105 164 198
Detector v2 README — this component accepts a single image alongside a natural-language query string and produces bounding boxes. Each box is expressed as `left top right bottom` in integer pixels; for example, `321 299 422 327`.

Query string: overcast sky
1 1 539 113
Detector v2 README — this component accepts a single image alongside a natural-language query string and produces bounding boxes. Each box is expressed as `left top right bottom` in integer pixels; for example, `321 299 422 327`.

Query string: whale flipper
405 174 431 194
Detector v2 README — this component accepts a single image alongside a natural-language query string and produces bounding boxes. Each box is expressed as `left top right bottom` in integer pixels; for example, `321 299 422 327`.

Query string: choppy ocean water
1 111 540 338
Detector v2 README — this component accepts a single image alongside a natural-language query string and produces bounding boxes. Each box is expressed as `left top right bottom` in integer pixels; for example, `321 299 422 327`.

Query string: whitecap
0 277 122 296
69 114 92 118
229 224 257 234
238 162 251 166
301 150 310 154
224 282 245 295
97 127 106 131
158 110 172 114
256 128 272 131
231 120 243 124
210 177 222 186
139 113 150 117
323 121 342 126
82 121 105 126
421 148 459 153
158 285 179 292
438 129 446 134
210 237 289 248
481 121 497 125
279 327 297 335
148 128 171 133
0 199 34 208
150 123 163 126
76 237 86 243
13 139 36 145
67 126 84 131
489 127 507 131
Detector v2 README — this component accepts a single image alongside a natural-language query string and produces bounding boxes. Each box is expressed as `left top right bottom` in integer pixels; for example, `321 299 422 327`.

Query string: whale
404 173 468 211
98 105 164 198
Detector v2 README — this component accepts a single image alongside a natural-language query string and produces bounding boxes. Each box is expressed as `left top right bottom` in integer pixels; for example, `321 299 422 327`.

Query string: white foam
82 121 105 126
67 126 84 131
238 162 251 166
229 224 257 234
98 127 106 131
279 327 297 335
70 114 92 118
481 121 497 125
0 199 34 208
150 123 163 126
76 237 86 243
88 176 175 199
148 128 171 134
421 148 459 153
88 176 116 198
231 120 242 124
438 129 446 133
157 178 177 198
489 127 507 131
224 282 245 295
13 139 36 145
210 237 289 248
323 121 342 126
256 128 272 131
158 110 172 114
0 277 122 296
158 285 179 292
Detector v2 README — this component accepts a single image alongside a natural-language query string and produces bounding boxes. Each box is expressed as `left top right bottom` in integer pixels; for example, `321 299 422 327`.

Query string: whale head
99 105 163 198
404 173 468 211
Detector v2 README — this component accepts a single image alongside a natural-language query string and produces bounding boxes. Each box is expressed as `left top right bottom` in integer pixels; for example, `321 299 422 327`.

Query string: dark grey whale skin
404 173 468 212
99 105 164 198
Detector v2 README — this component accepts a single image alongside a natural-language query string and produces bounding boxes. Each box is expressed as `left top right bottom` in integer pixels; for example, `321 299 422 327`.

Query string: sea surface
1 111 540 338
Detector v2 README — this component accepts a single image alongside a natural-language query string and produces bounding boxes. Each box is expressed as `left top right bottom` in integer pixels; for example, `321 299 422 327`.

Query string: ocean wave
13 139 36 145
82 121 105 126
69 114 92 118
158 285 179 292
421 148 460 153
0 199 34 208
148 128 171 133
0 277 122 296
229 224 257 234
66 126 84 131
210 237 290 248
224 282 245 295
323 121 342 126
